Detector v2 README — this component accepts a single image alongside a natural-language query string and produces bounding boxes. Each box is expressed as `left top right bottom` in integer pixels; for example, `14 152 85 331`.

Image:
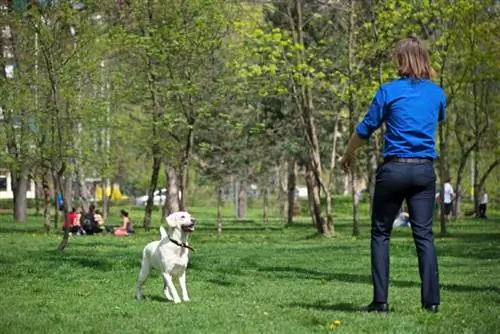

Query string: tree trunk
306 161 329 235
350 170 360 236
305 165 317 227
55 165 71 251
278 161 289 223
348 0 359 237
64 176 73 214
75 169 90 213
286 157 296 225
286 0 328 235
438 123 447 234
367 137 380 215
34 180 41 216
51 172 60 230
144 154 161 231
163 163 180 220
454 146 475 218
325 116 340 234
237 177 247 219
102 179 112 221
43 180 51 233
11 167 29 223
217 185 223 235
179 129 194 211
263 186 269 224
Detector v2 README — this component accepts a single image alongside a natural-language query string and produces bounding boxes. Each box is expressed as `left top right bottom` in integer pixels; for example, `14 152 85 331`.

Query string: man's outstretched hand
340 152 355 173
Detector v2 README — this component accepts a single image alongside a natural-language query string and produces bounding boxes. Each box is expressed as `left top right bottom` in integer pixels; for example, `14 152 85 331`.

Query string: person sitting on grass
105 210 134 236
63 207 85 235
94 209 105 227
80 204 103 235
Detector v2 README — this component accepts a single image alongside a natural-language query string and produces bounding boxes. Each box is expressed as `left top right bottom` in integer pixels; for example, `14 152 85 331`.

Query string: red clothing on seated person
64 212 77 229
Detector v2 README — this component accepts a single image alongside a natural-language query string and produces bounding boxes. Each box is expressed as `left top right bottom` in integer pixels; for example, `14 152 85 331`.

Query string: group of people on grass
435 177 489 220
63 204 134 236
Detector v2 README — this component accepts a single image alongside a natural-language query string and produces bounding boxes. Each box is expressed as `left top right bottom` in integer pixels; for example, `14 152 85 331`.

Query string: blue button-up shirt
355 78 446 159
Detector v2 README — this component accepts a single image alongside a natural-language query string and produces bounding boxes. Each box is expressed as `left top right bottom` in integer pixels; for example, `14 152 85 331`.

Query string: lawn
0 202 499 334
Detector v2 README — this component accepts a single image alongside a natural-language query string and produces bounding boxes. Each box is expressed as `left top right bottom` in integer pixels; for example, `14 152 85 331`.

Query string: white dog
135 211 196 304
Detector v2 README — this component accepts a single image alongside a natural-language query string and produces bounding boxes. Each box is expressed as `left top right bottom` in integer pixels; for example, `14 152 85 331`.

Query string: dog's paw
136 294 143 300
173 299 182 304
183 297 190 302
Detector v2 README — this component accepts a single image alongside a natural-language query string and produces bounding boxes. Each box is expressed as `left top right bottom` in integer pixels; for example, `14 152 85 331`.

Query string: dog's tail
159 226 168 240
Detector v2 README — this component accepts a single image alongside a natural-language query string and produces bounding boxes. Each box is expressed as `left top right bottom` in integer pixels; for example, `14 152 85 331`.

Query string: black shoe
362 302 389 313
422 304 439 313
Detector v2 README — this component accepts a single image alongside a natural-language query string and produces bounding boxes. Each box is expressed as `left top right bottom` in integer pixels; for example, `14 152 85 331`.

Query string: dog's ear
166 215 178 229
159 226 168 239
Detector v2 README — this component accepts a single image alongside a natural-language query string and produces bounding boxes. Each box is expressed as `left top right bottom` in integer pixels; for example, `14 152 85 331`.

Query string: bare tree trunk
348 0 360 237
367 136 380 214
102 179 111 221
179 129 194 211
52 172 60 230
34 180 41 216
305 161 328 234
286 157 296 225
75 169 90 213
263 186 269 224
144 153 161 231
305 165 317 227
163 163 180 220
64 176 73 214
43 179 51 233
438 123 448 234
237 177 247 219
217 185 223 235
286 0 329 235
54 163 72 251
278 161 289 223
350 170 360 236
454 147 474 218
325 116 340 234
11 167 29 223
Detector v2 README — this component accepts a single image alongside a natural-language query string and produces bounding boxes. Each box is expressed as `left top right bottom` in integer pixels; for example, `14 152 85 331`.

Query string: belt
384 157 433 164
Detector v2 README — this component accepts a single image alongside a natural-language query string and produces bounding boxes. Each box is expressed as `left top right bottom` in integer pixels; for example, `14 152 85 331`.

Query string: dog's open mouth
182 223 195 232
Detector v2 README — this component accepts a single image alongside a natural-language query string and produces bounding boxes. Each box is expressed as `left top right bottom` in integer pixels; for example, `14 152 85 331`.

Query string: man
341 36 443 313
443 177 455 222
479 189 488 219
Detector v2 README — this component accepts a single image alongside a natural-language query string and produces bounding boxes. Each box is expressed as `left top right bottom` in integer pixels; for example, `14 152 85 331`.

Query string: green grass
0 203 499 334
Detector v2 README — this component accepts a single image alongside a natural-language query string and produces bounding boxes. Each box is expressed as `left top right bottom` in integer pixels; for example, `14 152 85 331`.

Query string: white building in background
0 170 36 200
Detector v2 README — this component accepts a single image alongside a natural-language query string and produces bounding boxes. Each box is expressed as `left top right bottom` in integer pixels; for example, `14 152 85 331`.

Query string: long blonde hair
394 36 436 80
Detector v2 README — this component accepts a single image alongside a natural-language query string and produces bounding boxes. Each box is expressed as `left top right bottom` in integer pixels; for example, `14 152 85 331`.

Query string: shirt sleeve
355 87 386 139
438 92 446 122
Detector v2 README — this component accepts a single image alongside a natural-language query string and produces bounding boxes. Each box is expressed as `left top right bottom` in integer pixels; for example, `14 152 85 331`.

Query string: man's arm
344 132 367 157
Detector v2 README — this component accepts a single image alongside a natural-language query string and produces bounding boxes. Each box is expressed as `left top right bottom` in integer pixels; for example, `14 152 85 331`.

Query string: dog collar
168 238 195 252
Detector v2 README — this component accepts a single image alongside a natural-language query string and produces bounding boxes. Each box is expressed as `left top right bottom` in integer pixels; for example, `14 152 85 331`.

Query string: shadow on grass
288 301 361 313
207 278 235 287
258 266 500 294
0 225 46 234
140 295 168 303
194 226 285 232
28 249 139 272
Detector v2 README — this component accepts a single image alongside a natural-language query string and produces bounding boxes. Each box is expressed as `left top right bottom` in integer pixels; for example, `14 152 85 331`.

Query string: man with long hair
341 36 444 313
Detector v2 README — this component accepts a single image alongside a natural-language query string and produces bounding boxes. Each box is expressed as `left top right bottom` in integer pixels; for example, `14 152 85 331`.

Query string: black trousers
479 204 487 218
371 160 440 306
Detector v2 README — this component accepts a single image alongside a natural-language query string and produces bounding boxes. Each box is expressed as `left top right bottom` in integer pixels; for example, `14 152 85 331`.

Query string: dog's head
166 211 196 233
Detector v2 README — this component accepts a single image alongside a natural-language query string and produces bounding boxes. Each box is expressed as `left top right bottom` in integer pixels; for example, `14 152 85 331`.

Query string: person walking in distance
443 177 455 222
341 36 444 313
479 188 488 218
